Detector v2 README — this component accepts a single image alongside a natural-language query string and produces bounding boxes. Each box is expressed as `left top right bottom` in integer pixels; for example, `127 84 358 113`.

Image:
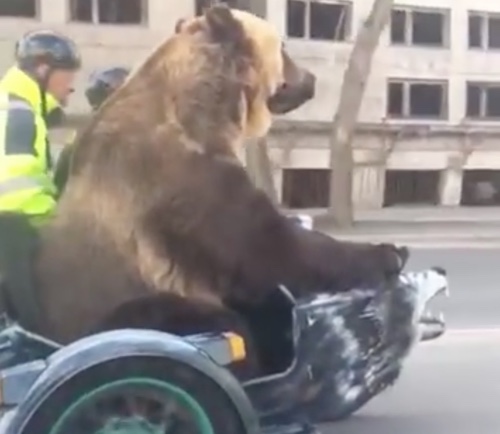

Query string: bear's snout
267 49 316 115
267 69 315 114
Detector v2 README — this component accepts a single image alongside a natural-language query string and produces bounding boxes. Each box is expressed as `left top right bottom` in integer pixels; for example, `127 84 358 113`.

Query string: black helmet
85 66 129 110
15 30 81 71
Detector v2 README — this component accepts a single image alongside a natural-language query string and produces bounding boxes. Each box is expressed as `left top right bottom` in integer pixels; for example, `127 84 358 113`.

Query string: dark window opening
0 0 36 17
390 9 406 43
461 170 500 206
466 83 481 117
387 81 447 119
98 0 143 24
409 83 445 117
286 0 351 41
468 14 483 48
488 16 500 48
412 11 444 46
383 170 440 207
387 82 403 116
466 82 500 119
282 169 330 208
310 2 349 41
286 0 306 38
390 8 447 46
486 86 500 117
468 12 500 50
69 0 91 22
69 0 146 24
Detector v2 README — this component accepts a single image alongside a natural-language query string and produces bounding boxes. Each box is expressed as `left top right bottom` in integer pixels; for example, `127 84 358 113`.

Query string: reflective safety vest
0 67 59 223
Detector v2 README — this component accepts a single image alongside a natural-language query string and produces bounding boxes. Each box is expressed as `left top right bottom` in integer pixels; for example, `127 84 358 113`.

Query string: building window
468 11 500 49
286 0 351 41
390 7 449 47
69 0 147 25
387 80 448 119
384 170 440 207
466 82 500 118
461 170 500 206
282 169 330 208
0 0 37 18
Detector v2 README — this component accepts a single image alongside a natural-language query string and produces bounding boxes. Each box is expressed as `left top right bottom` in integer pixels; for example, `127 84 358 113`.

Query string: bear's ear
174 18 186 33
204 4 246 46
175 16 206 36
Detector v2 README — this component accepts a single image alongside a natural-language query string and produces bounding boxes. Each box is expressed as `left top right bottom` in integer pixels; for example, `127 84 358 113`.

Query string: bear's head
70 5 315 176
174 5 316 139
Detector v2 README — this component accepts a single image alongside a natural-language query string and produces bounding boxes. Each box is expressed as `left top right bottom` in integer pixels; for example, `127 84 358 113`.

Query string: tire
19 356 248 434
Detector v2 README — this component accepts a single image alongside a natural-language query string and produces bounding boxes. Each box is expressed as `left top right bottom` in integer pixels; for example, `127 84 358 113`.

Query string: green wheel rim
48 377 215 434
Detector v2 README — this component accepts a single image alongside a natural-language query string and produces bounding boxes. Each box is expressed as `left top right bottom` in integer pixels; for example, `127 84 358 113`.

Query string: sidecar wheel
18 356 248 434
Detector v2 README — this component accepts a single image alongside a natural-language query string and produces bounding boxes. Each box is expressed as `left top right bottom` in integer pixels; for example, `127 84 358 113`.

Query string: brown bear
27 5 403 351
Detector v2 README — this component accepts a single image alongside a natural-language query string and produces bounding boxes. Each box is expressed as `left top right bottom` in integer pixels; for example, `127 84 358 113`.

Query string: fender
5 329 259 434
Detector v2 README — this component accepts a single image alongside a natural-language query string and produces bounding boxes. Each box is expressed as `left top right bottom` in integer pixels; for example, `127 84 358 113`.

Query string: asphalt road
324 248 500 434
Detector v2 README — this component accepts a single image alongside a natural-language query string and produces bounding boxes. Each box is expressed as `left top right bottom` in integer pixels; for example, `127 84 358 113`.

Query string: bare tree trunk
328 0 394 227
245 138 279 204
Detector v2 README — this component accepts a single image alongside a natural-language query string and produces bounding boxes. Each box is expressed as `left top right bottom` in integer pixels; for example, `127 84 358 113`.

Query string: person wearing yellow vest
54 66 129 194
0 30 81 225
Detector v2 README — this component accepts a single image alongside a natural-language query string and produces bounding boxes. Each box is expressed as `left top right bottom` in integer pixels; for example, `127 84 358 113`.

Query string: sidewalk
356 206 500 224
295 206 500 224
295 206 500 248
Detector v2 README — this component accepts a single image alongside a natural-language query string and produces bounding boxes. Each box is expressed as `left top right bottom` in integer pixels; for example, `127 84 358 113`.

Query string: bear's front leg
147 156 407 303
289 226 409 294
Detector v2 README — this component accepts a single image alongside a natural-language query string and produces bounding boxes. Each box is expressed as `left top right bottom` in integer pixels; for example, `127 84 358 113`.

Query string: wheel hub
95 416 163 434
48 378 215 434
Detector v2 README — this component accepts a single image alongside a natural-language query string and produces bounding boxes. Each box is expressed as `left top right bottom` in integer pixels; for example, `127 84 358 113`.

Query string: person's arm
4 102 39 156
4 104 57 198
53 141 74 197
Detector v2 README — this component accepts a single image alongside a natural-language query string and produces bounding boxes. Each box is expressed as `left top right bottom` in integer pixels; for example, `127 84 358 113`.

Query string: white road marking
423 327 500 344
405 243 500 249
448 328 500 335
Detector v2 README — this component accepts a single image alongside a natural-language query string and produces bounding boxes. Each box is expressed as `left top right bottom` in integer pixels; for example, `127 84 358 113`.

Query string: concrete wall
268 0 500 126
4 0 500 208
4 0 500 121
265 126 500 208
264 0 500 207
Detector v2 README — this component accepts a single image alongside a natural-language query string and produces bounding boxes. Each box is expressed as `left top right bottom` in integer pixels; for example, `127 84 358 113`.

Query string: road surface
324 248 500 434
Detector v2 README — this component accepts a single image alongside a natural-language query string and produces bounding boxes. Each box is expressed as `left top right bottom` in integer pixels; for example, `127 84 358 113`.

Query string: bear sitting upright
33 5 404 348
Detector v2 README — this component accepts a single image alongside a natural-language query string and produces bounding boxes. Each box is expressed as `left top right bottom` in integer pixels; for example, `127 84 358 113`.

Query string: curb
291 209 500 225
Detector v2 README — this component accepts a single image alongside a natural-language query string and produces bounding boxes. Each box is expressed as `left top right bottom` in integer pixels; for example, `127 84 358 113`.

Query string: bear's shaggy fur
32 5 402 354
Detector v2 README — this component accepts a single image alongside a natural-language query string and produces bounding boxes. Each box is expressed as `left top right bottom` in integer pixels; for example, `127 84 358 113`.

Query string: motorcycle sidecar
0 326 260 434
0 321 322 434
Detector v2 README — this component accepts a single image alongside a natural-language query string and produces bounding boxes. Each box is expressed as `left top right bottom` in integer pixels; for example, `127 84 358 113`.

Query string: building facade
2 0 500 208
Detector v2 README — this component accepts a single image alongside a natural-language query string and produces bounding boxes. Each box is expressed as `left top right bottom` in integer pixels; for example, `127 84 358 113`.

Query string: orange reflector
223 332 246 362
